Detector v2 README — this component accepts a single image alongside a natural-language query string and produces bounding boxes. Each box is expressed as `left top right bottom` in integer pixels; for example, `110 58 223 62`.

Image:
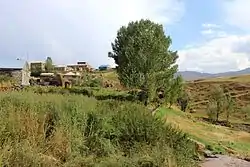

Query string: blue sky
0 0 250 73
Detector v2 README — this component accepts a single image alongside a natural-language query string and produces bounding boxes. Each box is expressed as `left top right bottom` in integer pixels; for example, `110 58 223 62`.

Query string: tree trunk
216 102 220 122
226 110 230 123
216 110 219 122
144 98 148 106
169 102 173 109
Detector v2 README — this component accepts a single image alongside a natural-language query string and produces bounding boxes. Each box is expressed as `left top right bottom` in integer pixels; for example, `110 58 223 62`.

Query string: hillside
157 108 250 157
187 74 250 117
100 70 250 114
178 68 250 80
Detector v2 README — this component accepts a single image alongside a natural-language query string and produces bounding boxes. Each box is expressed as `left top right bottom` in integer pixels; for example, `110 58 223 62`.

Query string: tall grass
0 92 197 167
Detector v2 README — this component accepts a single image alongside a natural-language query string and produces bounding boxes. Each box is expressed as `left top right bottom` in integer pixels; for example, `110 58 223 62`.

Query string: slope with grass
186 75 250 123
0 91 198 166
156 108 250 159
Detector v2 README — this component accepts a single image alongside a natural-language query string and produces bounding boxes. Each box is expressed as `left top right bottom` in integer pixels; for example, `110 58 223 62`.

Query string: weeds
0 92 197 166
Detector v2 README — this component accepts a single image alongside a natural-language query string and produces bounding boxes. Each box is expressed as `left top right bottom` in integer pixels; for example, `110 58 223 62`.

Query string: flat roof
30 61 45 63
55 65 66 67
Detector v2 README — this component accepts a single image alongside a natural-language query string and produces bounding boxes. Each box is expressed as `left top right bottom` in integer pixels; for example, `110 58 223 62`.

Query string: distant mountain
178 68 250 81
177 71 213 81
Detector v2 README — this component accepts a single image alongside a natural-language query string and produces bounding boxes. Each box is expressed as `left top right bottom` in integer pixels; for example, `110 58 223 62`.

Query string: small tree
45 57 54 72
207 86 225 122
108 19 179 106
166 75 184 108
224 94 236 123
178 90 190 112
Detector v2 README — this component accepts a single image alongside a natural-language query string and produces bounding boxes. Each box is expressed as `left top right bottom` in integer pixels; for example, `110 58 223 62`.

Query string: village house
54 65 73 72
67 61 93 72
30 61 45 72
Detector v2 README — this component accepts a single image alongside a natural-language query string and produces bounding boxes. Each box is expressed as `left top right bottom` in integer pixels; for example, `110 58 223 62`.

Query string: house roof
55 65 66 68
29 61 44 63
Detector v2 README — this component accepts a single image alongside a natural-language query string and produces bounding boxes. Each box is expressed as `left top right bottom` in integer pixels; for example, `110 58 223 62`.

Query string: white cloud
202 23 221 29
180 1 250 73
178 34 250 73
200 23 227 38
0 0 185 68
223 0 250 30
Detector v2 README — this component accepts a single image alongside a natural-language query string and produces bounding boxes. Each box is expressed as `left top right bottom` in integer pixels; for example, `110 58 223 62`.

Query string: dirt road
201 155 250 167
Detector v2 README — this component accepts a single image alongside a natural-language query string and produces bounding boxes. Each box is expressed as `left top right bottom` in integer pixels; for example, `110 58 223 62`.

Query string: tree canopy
109 19 180 105
45 57 54 72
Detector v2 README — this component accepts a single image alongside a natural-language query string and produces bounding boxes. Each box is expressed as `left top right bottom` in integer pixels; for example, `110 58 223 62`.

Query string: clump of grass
0 92 198 166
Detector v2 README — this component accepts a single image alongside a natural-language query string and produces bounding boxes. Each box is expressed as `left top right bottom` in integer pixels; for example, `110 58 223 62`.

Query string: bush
80 74 103 87
0 92 198 166
0 74 14 83
206 101 217 122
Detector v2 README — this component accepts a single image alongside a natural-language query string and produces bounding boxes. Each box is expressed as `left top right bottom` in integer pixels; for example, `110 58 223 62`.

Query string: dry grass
200 74 250 83
186 75 250 123
0 91 198 167
157 108 250 157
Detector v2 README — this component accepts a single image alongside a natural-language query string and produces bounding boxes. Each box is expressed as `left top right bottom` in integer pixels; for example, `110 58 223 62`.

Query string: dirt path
200 155 250 167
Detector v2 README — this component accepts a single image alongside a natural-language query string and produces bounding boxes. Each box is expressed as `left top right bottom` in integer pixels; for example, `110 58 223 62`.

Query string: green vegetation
0 92 197 166
45 57 54 73
109 19 180 106
3 17 250 166
158 108 250 157
0 74 14 83
206 85 236 123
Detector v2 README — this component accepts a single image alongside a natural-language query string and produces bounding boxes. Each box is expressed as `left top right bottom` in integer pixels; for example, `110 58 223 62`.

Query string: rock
203 150 218 158
244 156 250 162
190 139 206 153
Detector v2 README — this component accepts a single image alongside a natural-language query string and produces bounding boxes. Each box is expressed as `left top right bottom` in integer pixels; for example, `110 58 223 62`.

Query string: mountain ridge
178 67 250 81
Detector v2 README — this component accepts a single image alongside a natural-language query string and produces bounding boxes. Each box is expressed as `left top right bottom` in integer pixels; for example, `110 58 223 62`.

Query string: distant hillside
177 71 213 81
178 68 250 81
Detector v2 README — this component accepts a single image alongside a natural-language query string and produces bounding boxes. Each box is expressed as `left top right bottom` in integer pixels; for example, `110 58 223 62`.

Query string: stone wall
0 70 30 86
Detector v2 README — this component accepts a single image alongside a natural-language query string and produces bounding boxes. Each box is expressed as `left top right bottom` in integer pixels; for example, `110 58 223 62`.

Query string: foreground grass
0 92 197 167
157 108 250 158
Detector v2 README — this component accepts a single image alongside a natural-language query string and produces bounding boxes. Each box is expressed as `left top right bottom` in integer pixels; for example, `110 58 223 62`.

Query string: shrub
80 74 103 87
0 92 198 166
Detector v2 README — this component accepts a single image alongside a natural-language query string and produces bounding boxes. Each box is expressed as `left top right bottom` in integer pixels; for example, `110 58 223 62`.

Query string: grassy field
1 71 250 166
156 108 250 158
0 91 198 167
96 71 250 157
94 71 250 122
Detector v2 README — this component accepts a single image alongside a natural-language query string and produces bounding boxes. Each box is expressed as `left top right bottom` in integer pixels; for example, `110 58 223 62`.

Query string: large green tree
45 57 54 72
109 19 179 105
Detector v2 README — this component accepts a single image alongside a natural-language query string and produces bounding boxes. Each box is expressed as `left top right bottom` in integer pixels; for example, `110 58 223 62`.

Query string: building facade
30 61 45 73
54 65 73 72
67 61 93 72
